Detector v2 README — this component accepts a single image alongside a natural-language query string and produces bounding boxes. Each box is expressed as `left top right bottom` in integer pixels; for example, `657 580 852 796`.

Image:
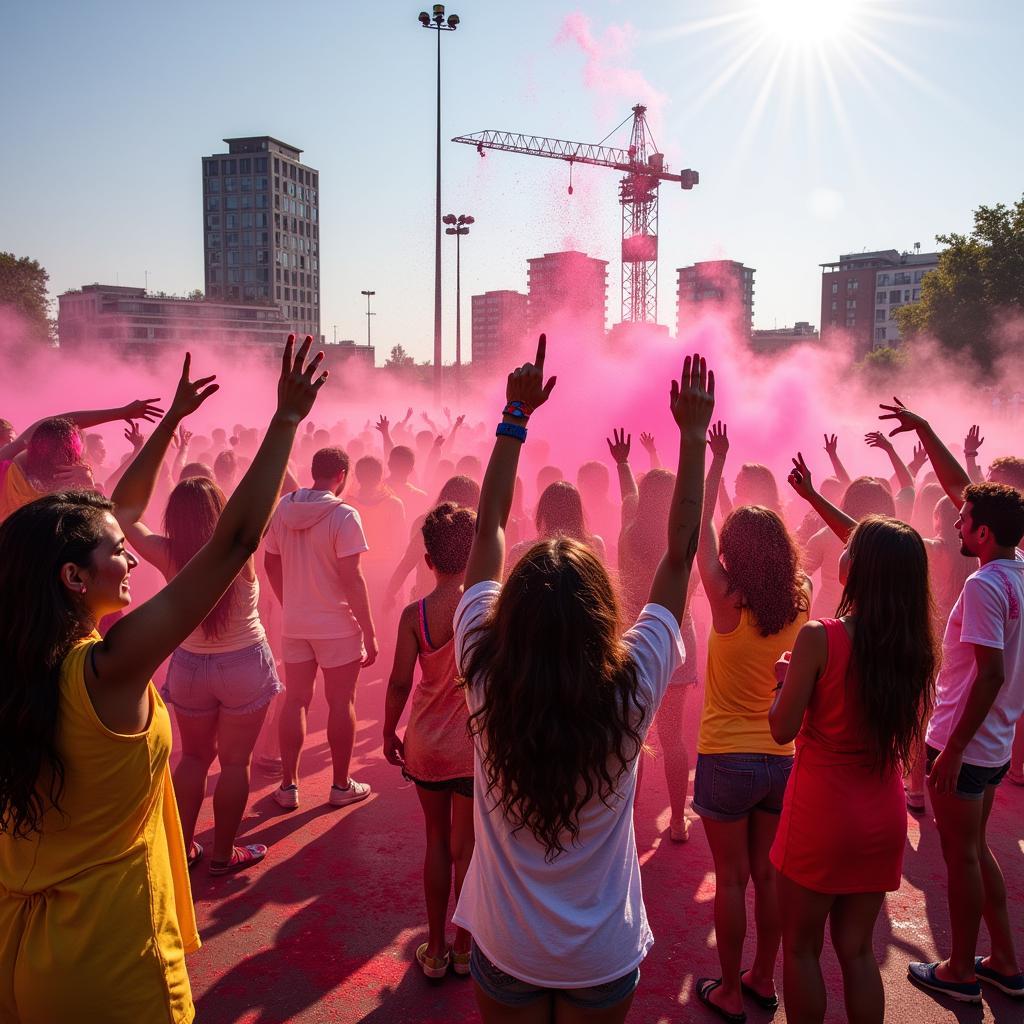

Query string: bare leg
323 659 361 787
701 816 750 1017
172 711 219 849
777 872 834 1024
746 810 783 999
978 785 1021 975
554 990 636 1024
473 984 554 1024
830 892 886 1024
211 704 270 863
656 687 690 834
451 792 475 956
279 659 317 788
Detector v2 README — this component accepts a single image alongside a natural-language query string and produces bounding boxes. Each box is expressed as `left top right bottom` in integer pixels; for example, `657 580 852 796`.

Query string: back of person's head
536 480 587 541
735 463 780 512
988 455 1024 492
164 477 235 637
179 461 214 482
838 515 936 773
313 428 330 447
719 505 805 635
24 418 84 486
577 460 609 499
911 481 944 535
415 429 434 455
623 469 675 570
0 419 14 446
355 455 384 488
933 494 960 541
213 449 237 487
0 490 115 837
436 474 480 509
389 445 415 478
462 537 643 860
536 465 562 497
212 428 227 446
84 432 106 462
455 454 482 482
819 475 844 505
422 502 476 576
841 476 895 521
311 446 349 484
963 481 1024 547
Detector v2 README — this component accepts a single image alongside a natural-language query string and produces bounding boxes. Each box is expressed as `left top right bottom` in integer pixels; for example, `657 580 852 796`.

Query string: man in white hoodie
264 446 377 809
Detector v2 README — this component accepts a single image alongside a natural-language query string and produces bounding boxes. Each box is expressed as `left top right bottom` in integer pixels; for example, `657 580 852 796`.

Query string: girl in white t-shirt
452 337 714 1022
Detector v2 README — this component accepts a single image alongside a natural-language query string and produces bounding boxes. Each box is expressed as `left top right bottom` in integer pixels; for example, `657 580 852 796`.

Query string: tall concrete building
676 261 755 340
820 248 938 354
526 251 608 338
202 136 320 341
471 290 528 366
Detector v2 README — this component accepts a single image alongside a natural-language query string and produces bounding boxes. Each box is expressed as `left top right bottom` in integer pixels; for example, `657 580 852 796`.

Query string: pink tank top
180 571 266 654
402 599 475 782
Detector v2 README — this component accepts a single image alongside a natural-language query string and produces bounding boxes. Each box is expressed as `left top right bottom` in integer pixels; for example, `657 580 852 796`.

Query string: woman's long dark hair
0 491 112 836
462 538 645 861
164 477 234 638
838 515 936 774
719 505 807 636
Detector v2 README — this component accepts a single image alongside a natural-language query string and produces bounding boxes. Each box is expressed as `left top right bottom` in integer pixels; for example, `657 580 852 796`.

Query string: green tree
384 344 415 369
895 196 1024 370
857 343 910 382
0 252 50 343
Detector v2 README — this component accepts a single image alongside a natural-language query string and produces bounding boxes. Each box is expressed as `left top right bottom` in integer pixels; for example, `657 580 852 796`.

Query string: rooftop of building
59 284 283 312
220 136 303 159
820 248 940 271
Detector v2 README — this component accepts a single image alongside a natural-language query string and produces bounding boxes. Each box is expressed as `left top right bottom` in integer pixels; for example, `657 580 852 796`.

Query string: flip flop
416 942 450 979
740 969 779 1011
696 977 747 1023
209 843 267 876
187 841 203 870
451 947 472 976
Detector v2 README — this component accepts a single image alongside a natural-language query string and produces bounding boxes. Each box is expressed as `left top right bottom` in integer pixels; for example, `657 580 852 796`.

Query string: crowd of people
1 332 1023 1024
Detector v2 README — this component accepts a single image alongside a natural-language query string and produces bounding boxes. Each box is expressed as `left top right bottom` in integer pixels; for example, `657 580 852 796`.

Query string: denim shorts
693 752 794 822
470 945 640 1010
925 745 1011 800
163 640 283 717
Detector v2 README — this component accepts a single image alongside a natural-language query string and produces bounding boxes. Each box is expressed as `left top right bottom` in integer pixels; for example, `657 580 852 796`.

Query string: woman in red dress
769 503 937 1024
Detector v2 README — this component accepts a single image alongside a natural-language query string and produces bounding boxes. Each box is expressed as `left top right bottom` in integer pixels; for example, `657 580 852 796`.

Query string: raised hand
443 406 452 423
864 430 894 452
707 420 729 458
121 398 165 423
124 421 145 452
402 407 414 423
909 440 927 471
168 353 219 420
455 414 466 428
788 452 815 501
276 334 328 425
639 432 657 455
606 428 631 465
506 333 557 411
824 433 839 456
375 414 390 435
964 424 984 457
879 397 927 436
171 426 192 450
433 434 445 450
669 352 715 435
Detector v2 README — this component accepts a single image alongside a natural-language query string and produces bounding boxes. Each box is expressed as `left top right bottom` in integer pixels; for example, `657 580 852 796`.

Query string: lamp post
418 4 459 397
360 289 375 349
443 213 473 373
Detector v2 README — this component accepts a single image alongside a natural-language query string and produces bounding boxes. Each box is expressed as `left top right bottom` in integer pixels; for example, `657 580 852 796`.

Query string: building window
875 309 886 322
913 288 921 300
888 289 900 303
846 299 856 309
894 272 911 285
831 300 838 311
847 279 858 291
241 177 252 192
846 317 855 327
875 291 885 303
273 157 280 173
875 328 887 342
225 196 238 211
224 177 236 192
239 158 252 174
877 273 890 286
206 197 220 211
207 161 219 176
225 160 236 175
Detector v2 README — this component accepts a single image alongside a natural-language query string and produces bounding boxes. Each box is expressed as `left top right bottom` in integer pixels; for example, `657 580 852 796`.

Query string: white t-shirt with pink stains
927 552 1024 768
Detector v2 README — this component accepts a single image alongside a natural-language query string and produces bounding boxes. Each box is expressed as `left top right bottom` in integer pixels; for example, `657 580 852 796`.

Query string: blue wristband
496 421 527 443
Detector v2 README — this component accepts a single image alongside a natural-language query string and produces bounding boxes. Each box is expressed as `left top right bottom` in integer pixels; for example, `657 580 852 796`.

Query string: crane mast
452 104 698 325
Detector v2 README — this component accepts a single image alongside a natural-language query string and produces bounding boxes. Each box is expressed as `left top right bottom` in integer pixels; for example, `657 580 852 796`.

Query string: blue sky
2 0 1022 362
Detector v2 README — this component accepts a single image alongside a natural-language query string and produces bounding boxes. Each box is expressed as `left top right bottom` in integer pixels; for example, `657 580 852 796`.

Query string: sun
753 0 859 47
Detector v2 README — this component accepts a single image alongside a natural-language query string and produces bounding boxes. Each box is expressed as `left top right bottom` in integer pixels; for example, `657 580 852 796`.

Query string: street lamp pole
360 289 375 349
443 213 473 372
418 5 460 398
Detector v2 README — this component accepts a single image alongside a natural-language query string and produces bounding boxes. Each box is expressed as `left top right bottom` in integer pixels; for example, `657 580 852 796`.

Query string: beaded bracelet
501 400 533 420
496 421 527 443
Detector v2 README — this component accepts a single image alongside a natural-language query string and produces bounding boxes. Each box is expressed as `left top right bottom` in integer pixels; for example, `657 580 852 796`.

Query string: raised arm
787 452 857 542
865 431 914 493
823 433 851 486
442 414 465 451
964 424 985 483
607 428 638 527
879 397 971 508
464 335 557 589
170 425 192 483
639 431 662 470
375 415 394 457
695 421 732 615
93 335 326 695
648 355 716 622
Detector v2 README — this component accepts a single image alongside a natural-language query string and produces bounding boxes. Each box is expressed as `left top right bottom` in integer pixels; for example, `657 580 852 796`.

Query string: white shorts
282 634 365 669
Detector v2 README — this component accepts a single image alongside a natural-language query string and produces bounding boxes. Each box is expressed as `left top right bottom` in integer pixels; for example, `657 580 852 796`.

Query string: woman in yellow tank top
0 338 328 1024
692 423 811 1022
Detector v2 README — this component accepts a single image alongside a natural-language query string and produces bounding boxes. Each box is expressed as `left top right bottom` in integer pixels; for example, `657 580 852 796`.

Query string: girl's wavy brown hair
719 505 807 636
462 537 645 860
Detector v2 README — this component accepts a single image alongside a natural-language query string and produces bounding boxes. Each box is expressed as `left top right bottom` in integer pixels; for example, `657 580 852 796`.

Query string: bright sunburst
753 0 859 47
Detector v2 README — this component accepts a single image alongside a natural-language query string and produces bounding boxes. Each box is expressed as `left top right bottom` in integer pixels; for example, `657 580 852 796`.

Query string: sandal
187 841 203 870
451 947 471 976
670 817 691 843
208 843 267 876
740 968 779 1011
696 977 747 1023
416 942 450 979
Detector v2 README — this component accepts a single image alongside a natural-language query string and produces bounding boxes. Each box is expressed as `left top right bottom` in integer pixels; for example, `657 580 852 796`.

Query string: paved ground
182 667 1024 1024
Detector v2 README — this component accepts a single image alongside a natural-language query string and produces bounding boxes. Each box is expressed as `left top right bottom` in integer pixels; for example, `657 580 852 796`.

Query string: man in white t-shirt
879 400 1024 1003
264 446 377 810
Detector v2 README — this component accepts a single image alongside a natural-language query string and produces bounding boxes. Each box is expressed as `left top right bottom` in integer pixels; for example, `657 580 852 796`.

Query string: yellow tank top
0 637 199 1023
698 604 808 756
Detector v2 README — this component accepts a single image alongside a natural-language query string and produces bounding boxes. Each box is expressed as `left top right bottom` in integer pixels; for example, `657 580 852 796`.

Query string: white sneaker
329 779 371 807
273 784 299 810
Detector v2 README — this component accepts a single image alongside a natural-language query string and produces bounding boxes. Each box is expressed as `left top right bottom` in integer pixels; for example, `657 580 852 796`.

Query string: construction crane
452 104 698 326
